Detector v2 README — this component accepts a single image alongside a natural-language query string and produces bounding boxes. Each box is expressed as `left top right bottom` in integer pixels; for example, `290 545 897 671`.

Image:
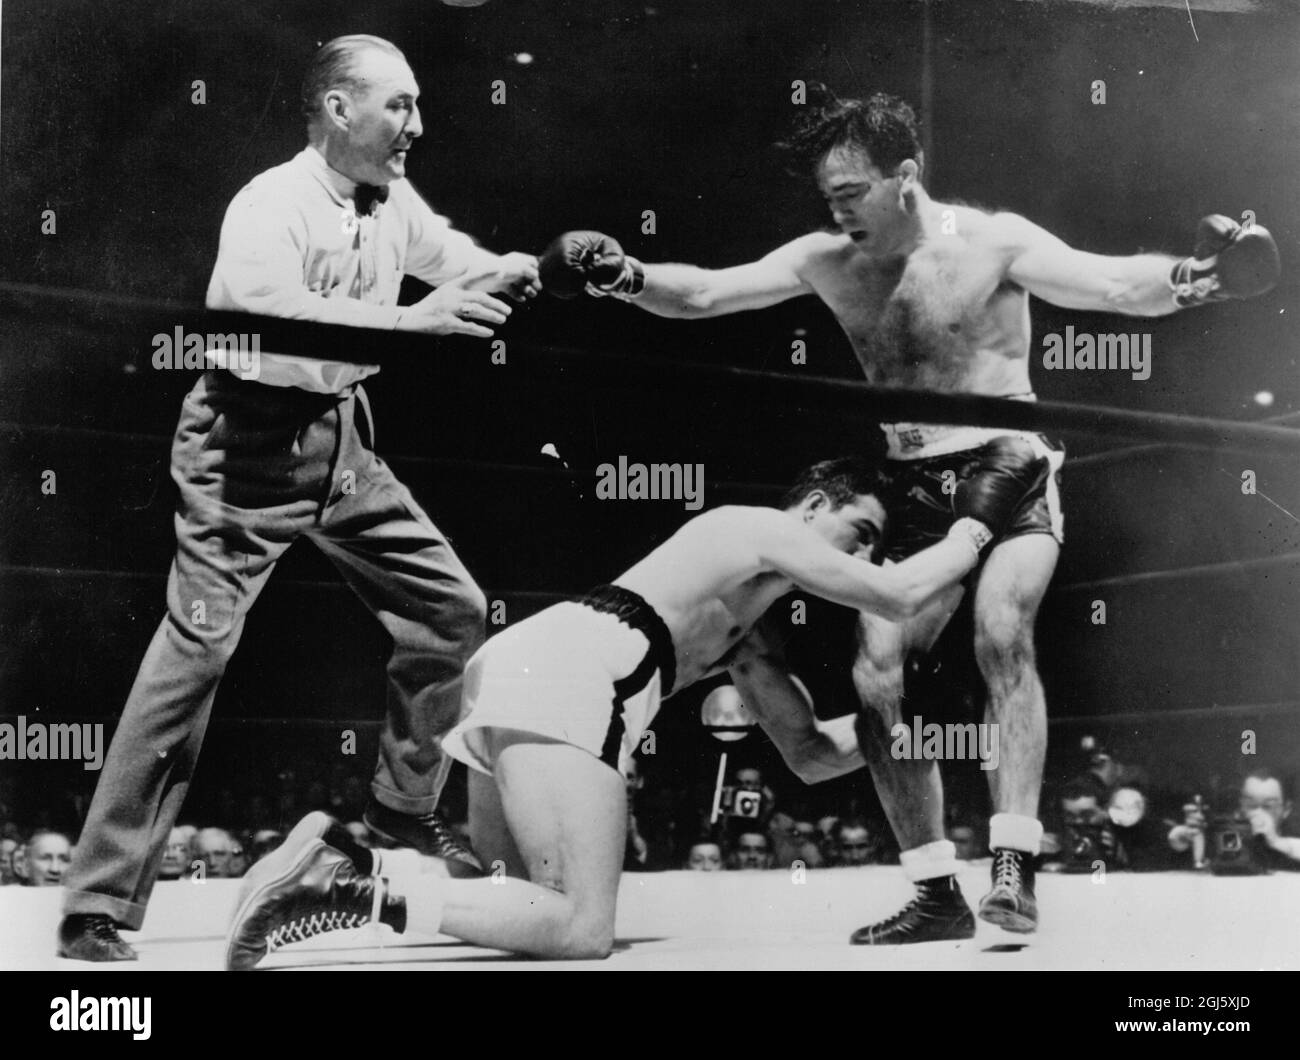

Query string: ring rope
3 282 1298 456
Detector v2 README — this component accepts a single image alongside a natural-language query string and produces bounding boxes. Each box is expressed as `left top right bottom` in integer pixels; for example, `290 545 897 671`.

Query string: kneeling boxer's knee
554 917 614 961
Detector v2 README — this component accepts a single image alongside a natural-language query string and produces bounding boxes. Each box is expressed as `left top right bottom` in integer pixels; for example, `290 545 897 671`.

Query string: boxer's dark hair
780 84 923 178
302 34 407 119
781 456 891 510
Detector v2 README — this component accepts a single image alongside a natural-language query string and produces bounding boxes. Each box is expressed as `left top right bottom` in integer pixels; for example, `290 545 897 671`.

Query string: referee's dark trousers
63 369 487 929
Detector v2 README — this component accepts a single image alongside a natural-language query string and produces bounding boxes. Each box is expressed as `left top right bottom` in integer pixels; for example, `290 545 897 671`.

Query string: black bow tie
354 184 389 216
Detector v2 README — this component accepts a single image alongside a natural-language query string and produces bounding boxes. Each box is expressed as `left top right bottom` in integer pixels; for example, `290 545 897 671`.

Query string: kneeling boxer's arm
727 623 864 784
760 520 981 622
795 715 865 785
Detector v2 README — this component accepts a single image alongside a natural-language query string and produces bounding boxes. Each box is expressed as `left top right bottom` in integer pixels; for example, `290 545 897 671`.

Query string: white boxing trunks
442 584 677 776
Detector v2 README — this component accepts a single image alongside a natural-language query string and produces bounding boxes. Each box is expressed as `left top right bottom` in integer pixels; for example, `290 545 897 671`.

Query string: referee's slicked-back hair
302 34 407 119
780 83 923 179
780 457 891 510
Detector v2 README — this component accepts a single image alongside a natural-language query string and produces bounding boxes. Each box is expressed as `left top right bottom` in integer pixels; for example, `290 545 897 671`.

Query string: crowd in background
5 731 1297 886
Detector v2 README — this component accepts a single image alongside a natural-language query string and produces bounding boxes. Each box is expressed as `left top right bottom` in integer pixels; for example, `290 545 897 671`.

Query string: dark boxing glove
538 230 645 300
1169 214 1280 309
948 436 1050 555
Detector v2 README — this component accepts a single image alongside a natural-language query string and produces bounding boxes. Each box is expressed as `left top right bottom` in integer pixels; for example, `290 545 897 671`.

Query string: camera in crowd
1208 814 1266 876
1063 818 1113 873
718 785 766 820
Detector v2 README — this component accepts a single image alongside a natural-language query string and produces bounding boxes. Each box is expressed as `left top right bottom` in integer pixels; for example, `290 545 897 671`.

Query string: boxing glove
1169 214 1280 308
950 437 1050 552
538 231 645 300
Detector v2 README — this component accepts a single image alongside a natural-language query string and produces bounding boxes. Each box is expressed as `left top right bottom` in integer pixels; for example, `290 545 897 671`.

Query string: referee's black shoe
57 914 138 962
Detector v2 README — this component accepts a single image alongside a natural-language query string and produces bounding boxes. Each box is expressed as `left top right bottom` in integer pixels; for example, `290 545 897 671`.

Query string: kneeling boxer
226 443 1046 966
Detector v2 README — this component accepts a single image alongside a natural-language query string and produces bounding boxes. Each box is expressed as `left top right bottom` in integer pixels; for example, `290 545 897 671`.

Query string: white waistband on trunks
882 394 1050 461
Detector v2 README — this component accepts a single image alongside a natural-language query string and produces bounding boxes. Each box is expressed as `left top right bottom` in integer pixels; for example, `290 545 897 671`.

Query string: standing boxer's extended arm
727 621 864 784
632 241 815 318
1001 212 1180 316
538 231 820 318
1001 212 1279 316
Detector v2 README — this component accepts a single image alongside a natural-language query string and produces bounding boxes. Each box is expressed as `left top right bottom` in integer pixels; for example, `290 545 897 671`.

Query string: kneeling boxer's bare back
226 449 1045 965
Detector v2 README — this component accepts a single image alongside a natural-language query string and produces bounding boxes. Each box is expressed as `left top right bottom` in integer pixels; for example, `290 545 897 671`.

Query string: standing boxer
58 34 539 961
537 86 1279 942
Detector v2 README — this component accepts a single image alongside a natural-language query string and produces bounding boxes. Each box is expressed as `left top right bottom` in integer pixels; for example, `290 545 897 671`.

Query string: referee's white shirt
205 144 498 393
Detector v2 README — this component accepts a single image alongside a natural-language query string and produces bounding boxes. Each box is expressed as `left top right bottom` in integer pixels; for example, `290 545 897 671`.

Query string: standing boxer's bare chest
814 238 1012 389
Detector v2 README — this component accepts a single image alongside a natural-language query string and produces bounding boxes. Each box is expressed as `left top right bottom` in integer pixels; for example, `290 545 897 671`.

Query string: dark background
1 0 1297 829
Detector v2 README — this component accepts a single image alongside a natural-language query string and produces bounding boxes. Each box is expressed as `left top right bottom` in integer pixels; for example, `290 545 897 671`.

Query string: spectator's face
734 833 771 869
0 838 17 884
624 760 643 797
768 811 794 837
949 826 979 860
227 841 248 879
339 50 423 185
197 831 234 878
1090 754 1120 789
1240 778 1289 828
838 826 874 866
345 821 371 848
736 769 762 793
1062 796 1101 828
790 820 817 847
687 843 723 871
160 827 192 879
820 835 842 865
24 833 71 886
